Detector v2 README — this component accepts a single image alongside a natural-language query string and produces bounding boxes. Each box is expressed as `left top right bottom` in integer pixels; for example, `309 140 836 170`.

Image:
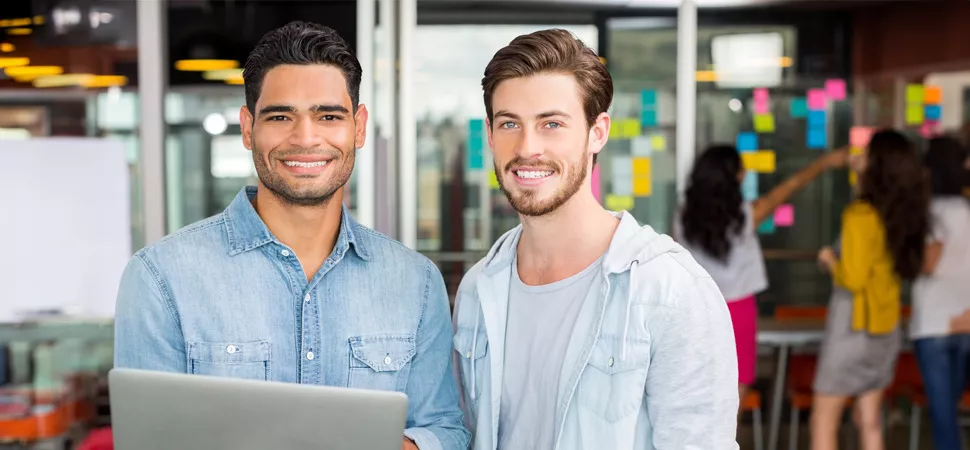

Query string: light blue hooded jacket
452 211 739 450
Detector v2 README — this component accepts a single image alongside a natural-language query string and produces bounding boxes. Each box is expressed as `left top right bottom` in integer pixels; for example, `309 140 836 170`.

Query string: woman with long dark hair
674 145 846 407
813 130 930 450
911 136 970 450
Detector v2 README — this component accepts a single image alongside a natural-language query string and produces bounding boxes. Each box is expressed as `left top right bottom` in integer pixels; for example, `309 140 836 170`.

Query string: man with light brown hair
452 29 739 449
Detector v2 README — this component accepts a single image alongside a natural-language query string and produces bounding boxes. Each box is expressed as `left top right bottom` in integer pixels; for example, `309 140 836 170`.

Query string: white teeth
515 170 553 179
283 160 329 168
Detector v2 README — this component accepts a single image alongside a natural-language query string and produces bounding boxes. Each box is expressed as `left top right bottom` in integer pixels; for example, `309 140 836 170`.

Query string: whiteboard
0 138 131 323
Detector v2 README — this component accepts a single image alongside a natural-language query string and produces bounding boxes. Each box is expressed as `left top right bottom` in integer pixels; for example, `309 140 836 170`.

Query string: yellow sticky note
622 119 642 138
753 113 775 133
741 150 776 173
605 194 634 211
906 104 924 125
906 84 924 104
633 177 652 196
488 170 500 189
632 157 651 176
650 134 666 151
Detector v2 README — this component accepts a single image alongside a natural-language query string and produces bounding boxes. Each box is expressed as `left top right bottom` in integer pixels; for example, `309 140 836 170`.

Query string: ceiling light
203 69 243 81
695 70 718 82
32 74 92 88
0 43 14 52
6 28 32 36
83 75 128 88
6 65 62 77
0 57 29 68
175 59 239 71
225 77 244 85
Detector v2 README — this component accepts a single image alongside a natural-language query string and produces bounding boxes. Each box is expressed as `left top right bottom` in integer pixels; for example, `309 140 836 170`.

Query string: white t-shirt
911 198 970 339
673 202 768 301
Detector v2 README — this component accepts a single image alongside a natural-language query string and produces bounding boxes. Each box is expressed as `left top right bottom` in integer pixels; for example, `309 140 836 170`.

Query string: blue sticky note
790 98 808 118
736 132 758 152
925 105 942 121
741 171 758 201
641 89 657 108
640 109 658 127
807 128 827 149
467 119 485 170
807 110 827 128
758 216 776 234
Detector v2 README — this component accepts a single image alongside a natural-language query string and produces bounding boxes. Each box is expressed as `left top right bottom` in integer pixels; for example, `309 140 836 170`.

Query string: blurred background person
812 130 930 450
911 136 970 450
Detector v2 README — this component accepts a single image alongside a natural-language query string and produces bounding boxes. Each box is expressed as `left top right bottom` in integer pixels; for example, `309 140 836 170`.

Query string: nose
288 116 324 149
515 128 544 160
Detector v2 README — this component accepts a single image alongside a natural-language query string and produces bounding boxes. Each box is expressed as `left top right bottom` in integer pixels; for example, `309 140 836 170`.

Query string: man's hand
402 437 419 450
817 246 837 273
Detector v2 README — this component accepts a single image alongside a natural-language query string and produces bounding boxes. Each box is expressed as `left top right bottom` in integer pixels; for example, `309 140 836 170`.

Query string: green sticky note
906 84 924 104
906 104 924 125
753 113 775 133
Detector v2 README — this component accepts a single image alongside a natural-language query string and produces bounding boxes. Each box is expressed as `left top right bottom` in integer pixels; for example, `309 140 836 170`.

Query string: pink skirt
727 295 758 385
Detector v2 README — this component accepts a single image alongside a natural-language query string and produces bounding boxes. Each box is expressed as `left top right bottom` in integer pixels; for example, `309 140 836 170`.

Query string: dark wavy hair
924 136 968 197
681 145 746 261
859 130 930 280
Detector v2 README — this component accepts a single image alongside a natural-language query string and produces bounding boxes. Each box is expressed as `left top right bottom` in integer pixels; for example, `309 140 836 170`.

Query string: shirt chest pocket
188 340 271 381
453 327 488 403
576 336 650 423
348 334 416 393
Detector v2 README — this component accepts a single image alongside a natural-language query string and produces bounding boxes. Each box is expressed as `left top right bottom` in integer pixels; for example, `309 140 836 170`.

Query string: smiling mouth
514 169 554 179
283 160 330 168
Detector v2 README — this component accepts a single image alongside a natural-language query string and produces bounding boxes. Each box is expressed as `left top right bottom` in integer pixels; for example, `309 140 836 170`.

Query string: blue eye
500 122 518 129
545 122 562 129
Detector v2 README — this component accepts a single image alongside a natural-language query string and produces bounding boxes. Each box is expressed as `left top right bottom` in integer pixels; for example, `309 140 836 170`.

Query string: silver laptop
109 368 408 450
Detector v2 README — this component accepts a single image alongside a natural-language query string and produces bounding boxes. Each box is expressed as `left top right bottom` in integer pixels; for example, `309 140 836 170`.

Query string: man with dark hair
452 28 739 449
114 22 469 450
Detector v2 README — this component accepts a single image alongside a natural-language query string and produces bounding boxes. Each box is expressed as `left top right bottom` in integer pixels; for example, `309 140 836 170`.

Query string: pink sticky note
807 89 827 110
774 204 794 227
825 79 847 101
921 121 940 139
754 100 770 114
850 126 875 148
591 165 602 201
753 88 770 103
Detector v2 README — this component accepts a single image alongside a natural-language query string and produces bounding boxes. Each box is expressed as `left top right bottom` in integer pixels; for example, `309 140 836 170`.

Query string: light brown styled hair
482 29 612 163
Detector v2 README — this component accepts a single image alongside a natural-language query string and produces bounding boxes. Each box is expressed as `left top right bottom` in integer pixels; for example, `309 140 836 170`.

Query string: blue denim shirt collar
223 186 371 261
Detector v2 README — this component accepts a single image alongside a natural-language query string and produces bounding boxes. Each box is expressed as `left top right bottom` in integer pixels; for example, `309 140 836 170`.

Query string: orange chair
742 390 764 450
774 306 828 320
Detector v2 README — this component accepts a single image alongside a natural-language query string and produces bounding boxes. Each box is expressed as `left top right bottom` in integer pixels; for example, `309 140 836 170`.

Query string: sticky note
736 132 758 152
807 128 827 149
631 136 652 156
925 104 942 121
807 110 827 128
774 204 794 227
633 177 652 196
807 89 827 110
906 104 924 125
790 98 808 118
611 119 643 139
613 175 632 196
824 79 847 101
850 126 875 149
924 86 942 104
487 170 500 190
753 113 775 133
754 100 770 114
641 89 658 107
632 157 651 176
758 216 776 234
612 156 632 175
605 194 635 211
921 122 936 139
753 88 770 104
741 150 776 173
467 119 485 170
906 84 924 104
741 171 758 201
591 165 601 201
650 134 666 151
640 109 658 127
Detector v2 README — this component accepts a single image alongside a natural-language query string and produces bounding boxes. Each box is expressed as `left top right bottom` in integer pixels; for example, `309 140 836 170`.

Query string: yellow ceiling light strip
5 65 62 77
83 75 128 88
0 18 33 28
225 77 244 85
0 57 29 68
32 74 94 88
202 68 243 81
0 43 15 52
6 28 32 36
33 16 45 25
695 70 718 82
175 59 239 71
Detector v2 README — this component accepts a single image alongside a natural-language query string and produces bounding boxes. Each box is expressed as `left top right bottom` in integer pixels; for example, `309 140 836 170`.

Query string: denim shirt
114 186 469 450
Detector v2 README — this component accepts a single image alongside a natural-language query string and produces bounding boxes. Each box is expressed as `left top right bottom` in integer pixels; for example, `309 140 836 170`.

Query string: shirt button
281 249 290 257
307 351 315 360
226 345 237 354
384 356 392 365
304 294 311 303
607 357 615 367
465 352 472 359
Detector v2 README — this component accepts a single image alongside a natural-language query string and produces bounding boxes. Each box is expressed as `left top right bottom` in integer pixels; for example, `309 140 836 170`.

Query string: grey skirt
812 287 902 396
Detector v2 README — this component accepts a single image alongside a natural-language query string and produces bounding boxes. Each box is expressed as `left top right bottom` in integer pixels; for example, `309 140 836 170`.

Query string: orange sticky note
633 177 652 196
741 150 776 173
632 157 651 176
924 86 942 105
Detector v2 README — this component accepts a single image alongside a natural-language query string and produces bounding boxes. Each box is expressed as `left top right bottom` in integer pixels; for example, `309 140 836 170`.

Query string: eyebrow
258 104 350 116
493 110 572 120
